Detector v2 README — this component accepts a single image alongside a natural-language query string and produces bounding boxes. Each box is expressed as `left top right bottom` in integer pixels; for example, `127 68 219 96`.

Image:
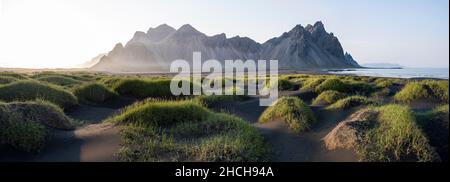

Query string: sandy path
0 97 136 162
214 91 358 162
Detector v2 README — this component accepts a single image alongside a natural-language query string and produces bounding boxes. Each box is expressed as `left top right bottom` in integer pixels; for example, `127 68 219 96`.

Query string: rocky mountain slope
90 22 360 72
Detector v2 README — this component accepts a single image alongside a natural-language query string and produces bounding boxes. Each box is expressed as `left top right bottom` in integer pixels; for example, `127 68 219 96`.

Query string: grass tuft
111 99 269 162
0 76 19 85
312 90 346 106
73 83 118 104
0 72 28 79
259 96 317 133
0 100 74 152
194 95 249 108
113 78 173 99
37 75 83 87
415 104 449 161
0 80 78 109
300 78 325 92
359 104 438 162
314 78 349 93
326 96 376 111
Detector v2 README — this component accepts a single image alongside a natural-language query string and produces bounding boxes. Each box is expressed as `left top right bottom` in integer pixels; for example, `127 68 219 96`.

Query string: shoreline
1 67 448 80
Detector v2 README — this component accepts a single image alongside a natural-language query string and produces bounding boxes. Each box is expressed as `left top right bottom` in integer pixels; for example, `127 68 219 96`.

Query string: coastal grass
0 80 78 109
72 83 118 104
299 77 325 92
0 72 28 79
31 71 91 82
315 78 376 95
113 78 174 99
259 96 317 134
394 80 449 103
326 95 376 111
312 90 346 106
359 104 437 162
194 94 249 108
278 78 296 91
415 104 449 161
109 99 269 162
99 77 124 88
314 78 349 93
0 76 19 85
0 100 74 152
423 80 449 102
37 75 83 87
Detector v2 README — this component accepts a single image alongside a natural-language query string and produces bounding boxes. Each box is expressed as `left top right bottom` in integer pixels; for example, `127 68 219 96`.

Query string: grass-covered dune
194 95 249 108
360 105 438 162
0 100 74 152
416 104 449 161
0 80 78 109
395 80 449 103
107 99 269 162
259 96 317 134
31 71 93 82
37 75 83 87
278 77 297 91
326 96 376 111
0 72 28 79
325 104 439 162
299 77 325 92
312 90 346 106
314 78 376 95
73 83 118 104
0 76 19 85
112 78 174 99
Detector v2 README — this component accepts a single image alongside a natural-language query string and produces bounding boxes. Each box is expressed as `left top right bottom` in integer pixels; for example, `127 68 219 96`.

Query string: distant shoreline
1 67 447 80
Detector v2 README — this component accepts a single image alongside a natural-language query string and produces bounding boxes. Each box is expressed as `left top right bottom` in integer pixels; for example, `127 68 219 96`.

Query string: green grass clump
99 77 124 88
194 95 249 108
0 101 74 152
347 81 376 95
312 90 346 105
359 104 438 162
0 76 19 85
314 78 349 93
0 72 28 79
73 83 118 104
110 100 210 127
300 78 325 92
0 80 78 109
259 96 317 133
37 75 83 87
326 96 376 111
375 79 395 88
113 78 173 99
416 104 449 161
31 71 90 82
112 99 269 162
278 78 296 91
394 82 433 103
6 100 74 130
423 80 449 102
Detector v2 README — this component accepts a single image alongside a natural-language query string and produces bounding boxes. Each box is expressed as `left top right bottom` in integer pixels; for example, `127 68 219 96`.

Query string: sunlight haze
0 0 448 68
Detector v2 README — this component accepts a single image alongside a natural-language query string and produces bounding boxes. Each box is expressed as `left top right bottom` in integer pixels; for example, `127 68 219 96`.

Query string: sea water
328 68 449 79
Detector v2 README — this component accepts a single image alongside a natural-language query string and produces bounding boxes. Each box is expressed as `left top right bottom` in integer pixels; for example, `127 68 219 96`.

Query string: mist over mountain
90 21 361 72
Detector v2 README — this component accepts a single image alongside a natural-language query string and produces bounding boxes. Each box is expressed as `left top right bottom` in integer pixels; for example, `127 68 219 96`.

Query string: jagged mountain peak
177 24 201 33
147 24 176 34
147 24 176 42
91 21 361 72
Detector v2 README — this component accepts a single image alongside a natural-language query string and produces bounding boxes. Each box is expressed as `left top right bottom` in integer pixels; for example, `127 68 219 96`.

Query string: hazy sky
0 0 448 68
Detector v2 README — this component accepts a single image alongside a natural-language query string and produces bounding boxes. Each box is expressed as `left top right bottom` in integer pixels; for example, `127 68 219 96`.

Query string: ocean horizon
328 67 449 79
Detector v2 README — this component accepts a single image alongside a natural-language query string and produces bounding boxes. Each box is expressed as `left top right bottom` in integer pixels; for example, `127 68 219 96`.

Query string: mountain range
90 21 360 72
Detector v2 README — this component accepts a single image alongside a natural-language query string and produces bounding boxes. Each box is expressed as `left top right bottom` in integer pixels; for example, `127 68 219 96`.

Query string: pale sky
0 0 448 68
